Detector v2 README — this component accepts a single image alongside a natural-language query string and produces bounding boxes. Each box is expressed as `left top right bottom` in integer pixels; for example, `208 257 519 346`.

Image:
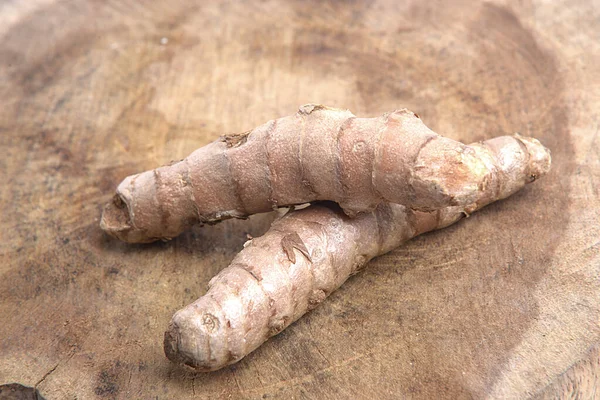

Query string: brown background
1 0 599 399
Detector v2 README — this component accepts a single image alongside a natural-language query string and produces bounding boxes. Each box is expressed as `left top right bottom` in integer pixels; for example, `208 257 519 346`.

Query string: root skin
101 105 550 243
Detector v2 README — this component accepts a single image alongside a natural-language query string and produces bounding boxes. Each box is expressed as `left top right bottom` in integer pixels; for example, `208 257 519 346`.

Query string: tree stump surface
1 1 598 399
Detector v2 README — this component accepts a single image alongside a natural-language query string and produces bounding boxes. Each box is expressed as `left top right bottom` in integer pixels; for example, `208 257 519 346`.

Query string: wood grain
0 0 598 399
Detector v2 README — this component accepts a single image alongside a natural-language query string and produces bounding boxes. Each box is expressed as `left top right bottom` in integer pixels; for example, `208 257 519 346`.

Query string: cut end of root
100 195 151 243
100 195 131 235
163 313 222 372
164 321 197 368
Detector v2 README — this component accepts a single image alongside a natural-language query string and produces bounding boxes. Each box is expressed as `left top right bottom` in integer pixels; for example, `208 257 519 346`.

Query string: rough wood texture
535 344 599 400
0 0 598 399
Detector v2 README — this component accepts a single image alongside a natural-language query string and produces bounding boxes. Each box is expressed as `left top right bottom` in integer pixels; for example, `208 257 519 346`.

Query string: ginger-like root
100 105 548 243
163 135 551 371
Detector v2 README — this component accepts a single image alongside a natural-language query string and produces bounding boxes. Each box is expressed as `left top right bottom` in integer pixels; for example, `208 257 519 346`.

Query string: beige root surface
100 105 545 243
164 135 551 371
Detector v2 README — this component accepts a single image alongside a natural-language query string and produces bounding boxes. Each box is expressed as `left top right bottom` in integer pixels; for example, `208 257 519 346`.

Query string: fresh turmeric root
101 105 546 243
163 135 551 371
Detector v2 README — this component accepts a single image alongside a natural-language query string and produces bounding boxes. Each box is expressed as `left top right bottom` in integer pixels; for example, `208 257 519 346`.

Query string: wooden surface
1 1 599 399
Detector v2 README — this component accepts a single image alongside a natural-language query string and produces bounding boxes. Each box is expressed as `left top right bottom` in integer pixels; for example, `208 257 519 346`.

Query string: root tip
515 134 552 179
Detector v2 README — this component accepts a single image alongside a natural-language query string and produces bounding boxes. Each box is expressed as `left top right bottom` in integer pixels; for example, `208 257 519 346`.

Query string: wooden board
1 0 599 398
